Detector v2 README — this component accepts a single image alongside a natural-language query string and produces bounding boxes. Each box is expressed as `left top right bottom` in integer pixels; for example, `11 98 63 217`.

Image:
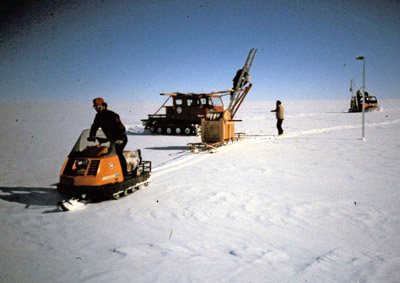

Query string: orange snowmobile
57 129 151 210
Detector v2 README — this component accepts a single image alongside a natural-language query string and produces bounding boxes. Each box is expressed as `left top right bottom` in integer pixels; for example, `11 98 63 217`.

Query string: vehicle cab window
210 97 223 107
187 98 200 107
200 98 207 105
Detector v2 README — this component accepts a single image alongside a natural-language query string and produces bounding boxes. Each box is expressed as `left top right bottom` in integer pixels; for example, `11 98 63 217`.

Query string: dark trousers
277 119 284 135
115 135 128 175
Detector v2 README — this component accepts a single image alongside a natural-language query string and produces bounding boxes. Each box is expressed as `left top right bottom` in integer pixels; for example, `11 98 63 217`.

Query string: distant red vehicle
349 90 379 112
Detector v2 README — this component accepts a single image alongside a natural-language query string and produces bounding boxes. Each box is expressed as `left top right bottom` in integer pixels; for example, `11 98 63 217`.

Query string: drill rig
188 49 257 151
141 49 257 137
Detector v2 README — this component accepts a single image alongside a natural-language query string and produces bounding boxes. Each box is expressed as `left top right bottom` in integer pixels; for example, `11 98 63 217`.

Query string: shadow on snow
145 146 189 151
0 186 61 212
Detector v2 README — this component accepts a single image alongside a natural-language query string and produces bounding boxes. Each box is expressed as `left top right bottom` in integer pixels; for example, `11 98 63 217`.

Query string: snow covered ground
1 99 400 282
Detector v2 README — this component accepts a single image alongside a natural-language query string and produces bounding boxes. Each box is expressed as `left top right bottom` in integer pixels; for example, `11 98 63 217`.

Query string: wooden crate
201 111 235 143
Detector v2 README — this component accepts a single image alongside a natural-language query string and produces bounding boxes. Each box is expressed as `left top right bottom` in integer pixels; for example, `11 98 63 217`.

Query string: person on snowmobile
89 97 128 176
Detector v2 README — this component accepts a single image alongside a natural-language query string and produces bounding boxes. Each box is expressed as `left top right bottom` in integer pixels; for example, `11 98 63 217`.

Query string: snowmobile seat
81 145 108 157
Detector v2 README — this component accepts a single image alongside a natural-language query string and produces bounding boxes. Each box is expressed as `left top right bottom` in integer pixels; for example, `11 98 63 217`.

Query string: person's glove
87 136 96 142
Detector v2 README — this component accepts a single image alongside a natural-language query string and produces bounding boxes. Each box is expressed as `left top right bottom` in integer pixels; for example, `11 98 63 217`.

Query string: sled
188 133 246 152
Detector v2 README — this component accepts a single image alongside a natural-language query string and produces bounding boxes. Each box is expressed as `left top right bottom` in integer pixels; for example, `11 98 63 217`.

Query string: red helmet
93 97 105 107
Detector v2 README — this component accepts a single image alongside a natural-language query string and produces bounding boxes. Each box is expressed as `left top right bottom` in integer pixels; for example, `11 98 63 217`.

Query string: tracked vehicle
349 92 379 112
57 129 151 210
141 91 226 135
349 80 379 112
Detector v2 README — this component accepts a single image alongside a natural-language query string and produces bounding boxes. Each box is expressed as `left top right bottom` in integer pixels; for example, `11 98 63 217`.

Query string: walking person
271 100 284 136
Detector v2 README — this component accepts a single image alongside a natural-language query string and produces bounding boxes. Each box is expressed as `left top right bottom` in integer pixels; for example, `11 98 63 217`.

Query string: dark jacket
90 109 126 140
233 69 248 88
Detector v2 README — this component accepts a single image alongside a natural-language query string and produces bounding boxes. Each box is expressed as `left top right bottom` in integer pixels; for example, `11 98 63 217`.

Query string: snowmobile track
58 179 152 211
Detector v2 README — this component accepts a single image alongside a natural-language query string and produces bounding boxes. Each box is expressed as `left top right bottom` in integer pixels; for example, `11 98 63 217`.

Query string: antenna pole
356 56 366 140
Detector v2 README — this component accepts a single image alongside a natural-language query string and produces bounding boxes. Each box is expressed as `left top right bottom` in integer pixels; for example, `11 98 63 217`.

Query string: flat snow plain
1 99 399 282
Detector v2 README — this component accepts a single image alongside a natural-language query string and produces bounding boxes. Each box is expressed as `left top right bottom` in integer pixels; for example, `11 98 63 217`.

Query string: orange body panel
365 102 378 110
59 154 124 187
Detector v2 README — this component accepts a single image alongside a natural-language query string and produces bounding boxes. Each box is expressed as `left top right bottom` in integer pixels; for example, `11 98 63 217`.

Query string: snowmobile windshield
69 129 115 158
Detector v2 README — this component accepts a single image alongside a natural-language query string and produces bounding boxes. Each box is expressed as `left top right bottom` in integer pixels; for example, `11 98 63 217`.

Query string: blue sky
0 0 399 103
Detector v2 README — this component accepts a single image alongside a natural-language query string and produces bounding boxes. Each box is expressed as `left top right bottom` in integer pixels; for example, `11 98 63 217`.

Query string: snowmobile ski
58 178 152 212
58 198 87 211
